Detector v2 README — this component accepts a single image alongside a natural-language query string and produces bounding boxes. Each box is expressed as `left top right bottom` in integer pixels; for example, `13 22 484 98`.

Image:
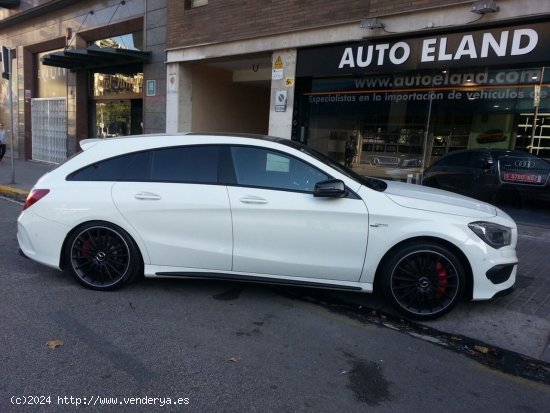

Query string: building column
166 63 192 133
268 49 296 139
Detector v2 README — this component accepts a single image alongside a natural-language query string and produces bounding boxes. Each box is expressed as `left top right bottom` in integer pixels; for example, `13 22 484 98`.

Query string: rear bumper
17 211 68 270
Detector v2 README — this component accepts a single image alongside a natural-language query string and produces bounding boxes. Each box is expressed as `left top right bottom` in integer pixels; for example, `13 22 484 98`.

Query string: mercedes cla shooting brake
18 134 518 319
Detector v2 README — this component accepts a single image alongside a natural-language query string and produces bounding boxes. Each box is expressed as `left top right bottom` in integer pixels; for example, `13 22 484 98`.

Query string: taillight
23 189 50 210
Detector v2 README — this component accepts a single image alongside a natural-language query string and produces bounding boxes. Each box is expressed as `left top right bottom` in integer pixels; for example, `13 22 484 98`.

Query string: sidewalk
1 157 549 363
0 157 54 201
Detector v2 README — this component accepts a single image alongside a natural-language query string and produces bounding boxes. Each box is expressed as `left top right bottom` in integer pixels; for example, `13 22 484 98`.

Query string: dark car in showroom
422 149 550 207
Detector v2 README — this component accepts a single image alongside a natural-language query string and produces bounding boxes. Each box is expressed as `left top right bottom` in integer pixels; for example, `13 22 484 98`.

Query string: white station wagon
17 134 518 319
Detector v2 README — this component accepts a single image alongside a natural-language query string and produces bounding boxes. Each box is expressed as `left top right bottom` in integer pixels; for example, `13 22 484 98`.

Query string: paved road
2 198 550 412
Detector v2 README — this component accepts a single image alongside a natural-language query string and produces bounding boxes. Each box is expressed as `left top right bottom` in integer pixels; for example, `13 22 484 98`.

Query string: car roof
186 132 307 150
84 132 300 145
443 148 539 158
79 132 313 158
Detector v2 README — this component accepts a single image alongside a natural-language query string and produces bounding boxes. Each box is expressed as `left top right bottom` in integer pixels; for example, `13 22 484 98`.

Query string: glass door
91 101 131 139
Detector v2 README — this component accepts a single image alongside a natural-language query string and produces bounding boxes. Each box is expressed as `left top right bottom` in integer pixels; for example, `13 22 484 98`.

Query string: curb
0 185 28 202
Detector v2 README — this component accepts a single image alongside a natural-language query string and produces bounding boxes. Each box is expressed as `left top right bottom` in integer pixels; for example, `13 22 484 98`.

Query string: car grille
498 155 550 186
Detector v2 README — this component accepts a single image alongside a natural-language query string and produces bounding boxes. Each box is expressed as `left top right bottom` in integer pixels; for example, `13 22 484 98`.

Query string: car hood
382 180 497 218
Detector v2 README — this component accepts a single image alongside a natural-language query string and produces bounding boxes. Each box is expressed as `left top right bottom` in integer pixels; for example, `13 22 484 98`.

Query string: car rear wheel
380 242 464 320
65 222 141 290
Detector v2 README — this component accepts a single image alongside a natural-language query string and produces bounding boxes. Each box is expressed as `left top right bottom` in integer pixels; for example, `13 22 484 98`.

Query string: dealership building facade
0 0 166 162
166 0 550 179
1 0 549 179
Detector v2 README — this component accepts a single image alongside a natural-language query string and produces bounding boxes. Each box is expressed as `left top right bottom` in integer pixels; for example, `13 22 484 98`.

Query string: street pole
8 65 15 184
2 45 15 184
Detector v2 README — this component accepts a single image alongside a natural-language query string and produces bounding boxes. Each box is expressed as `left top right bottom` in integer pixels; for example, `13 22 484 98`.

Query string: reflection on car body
423 148 550 206
18 134 518 320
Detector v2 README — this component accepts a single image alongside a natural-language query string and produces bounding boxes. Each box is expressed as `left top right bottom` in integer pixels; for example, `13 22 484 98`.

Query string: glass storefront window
297 66 550 180
89 31 145 139
93 101 130 138
90 99 143 139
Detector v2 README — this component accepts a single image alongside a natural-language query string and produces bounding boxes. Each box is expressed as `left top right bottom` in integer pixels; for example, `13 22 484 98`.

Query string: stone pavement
0 156 54 201
1 156 549 363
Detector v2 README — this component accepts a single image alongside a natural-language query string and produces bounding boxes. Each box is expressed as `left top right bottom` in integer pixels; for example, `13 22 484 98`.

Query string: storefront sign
297 21 550 77
93 73 142 98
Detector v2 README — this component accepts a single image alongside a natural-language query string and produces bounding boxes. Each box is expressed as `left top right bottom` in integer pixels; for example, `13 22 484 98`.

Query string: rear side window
68 153 137 181
68 145 220 183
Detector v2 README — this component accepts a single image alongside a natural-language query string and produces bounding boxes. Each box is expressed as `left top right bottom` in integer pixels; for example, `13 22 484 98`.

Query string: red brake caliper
81 239 91 258
435 262 448 299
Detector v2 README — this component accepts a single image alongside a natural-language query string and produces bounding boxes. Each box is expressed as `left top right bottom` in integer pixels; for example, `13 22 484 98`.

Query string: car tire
379 242 464 320
65 221 142 290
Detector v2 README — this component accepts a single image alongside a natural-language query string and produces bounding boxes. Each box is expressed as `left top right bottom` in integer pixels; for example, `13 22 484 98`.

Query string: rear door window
150 146 219 183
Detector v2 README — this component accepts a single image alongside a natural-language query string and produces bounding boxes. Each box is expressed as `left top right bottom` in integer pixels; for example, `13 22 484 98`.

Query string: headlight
468 222 512 249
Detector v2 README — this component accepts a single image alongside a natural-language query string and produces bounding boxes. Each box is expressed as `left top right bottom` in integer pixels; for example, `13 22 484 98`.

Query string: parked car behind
18 134 518 320
422 149 550 207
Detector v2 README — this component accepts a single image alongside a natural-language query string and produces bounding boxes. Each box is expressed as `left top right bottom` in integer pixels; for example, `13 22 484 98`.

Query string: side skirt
155 271 364 291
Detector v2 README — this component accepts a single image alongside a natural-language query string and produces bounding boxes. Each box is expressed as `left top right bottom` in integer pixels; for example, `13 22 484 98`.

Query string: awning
40 45 151 72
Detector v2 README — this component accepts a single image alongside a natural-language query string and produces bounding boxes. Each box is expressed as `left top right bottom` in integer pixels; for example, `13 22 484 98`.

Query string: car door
111 145 233 270
226 145 369 281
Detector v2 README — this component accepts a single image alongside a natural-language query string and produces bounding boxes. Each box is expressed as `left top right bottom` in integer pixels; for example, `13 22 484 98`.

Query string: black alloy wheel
66 222 141 290
381 242 464 320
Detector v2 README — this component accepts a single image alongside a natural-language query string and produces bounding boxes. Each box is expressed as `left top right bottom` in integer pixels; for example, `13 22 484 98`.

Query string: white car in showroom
18 134 518 319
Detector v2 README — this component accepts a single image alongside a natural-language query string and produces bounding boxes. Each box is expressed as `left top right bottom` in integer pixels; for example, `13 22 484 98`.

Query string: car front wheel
65 222 141 290
380 242 464 320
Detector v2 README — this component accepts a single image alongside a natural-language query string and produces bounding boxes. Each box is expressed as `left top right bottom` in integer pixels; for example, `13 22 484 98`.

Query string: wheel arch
373 236 474 300
59 219 144 272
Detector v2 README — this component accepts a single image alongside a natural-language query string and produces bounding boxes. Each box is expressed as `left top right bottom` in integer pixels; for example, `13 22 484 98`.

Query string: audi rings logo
514 159 535 168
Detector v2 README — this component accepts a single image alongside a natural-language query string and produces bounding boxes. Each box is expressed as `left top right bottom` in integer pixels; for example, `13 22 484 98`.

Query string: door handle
134 192 162 201
239 196 268 204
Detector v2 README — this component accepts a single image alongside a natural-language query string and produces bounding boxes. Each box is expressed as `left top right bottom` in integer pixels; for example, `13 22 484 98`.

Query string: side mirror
313 179 347 198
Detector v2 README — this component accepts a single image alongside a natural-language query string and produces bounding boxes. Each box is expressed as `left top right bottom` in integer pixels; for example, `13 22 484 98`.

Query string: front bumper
468 245 518 301
486 263 516 284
